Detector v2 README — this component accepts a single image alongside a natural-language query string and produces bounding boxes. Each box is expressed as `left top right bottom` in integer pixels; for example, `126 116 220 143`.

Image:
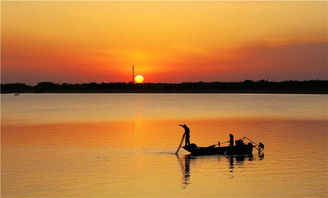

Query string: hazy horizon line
2 79 327 86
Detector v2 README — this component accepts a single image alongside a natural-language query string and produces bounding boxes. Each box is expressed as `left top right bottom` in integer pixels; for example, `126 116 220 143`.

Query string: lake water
1 94 327 198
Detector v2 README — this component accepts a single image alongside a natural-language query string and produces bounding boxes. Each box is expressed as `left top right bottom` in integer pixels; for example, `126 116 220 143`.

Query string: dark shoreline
1 80 327 94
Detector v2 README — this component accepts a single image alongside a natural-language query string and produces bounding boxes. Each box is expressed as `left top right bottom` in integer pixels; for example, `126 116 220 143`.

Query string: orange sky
2 1 327 84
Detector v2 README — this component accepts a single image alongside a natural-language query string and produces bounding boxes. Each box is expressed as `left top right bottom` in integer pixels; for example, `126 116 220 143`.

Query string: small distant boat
182 137 264 156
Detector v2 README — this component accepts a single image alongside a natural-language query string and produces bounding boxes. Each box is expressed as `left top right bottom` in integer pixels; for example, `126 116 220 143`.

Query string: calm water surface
2 94 327 198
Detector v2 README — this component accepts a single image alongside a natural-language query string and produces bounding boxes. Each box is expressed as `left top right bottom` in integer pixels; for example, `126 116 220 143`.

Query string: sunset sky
2 1 327 84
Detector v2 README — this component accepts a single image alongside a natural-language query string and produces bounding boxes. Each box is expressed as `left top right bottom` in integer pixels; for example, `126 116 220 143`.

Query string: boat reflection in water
177 153 264 188
227 153 264 172
176 155 192 188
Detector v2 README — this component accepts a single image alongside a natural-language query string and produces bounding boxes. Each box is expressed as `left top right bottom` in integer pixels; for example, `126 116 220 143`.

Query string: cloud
2 38 327 83
230 40 328 80
157 40 328 82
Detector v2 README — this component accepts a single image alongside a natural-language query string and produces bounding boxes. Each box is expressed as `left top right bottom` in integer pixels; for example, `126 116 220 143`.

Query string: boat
183 143 254 156
182 137 264 156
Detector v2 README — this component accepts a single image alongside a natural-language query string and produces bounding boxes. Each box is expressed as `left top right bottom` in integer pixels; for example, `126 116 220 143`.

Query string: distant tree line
1 80 327 94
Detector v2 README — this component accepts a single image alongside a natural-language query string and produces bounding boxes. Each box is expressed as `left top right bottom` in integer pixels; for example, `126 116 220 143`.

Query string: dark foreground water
2 94 327 198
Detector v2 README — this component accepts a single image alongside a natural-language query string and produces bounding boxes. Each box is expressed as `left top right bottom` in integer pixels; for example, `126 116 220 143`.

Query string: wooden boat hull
183 144 253 156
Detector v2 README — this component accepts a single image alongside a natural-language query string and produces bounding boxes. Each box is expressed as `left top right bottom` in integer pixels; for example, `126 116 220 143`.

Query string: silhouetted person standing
179 124 190 146
229 134 234 147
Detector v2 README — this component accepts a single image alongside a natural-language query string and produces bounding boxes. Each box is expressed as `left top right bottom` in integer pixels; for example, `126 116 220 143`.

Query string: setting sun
135 75 144 83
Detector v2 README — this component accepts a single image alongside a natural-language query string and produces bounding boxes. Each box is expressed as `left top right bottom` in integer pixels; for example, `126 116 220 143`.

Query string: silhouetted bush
1 80 327 94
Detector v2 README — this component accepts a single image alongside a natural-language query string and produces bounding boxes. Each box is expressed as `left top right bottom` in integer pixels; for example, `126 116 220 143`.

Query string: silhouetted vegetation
1 80 327 94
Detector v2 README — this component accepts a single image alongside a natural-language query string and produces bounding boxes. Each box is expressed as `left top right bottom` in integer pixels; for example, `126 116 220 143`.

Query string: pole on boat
175 133 186 155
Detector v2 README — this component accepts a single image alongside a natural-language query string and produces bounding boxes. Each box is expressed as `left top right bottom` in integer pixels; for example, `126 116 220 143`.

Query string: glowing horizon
2 1 327 84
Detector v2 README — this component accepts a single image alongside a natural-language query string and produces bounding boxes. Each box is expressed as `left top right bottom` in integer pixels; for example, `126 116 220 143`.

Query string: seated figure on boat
229 134 234 147
235 139 246 146
179 124 190 146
